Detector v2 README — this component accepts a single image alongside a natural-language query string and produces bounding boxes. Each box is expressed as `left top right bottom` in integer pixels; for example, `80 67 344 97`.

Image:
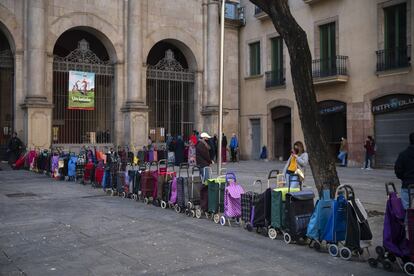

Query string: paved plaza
0 161 399 275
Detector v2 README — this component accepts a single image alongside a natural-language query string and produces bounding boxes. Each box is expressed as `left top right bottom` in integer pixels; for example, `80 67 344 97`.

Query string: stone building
239 0 414 167
1 0 413 168
0 0 242 156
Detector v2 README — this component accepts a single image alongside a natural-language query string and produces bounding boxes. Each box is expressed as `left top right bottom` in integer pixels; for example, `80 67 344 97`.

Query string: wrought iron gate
147 49 195 141
53 39 114 144
0 49 14 158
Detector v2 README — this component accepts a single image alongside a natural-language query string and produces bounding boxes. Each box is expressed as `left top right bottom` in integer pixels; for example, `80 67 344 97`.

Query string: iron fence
265 69 285 88
312 55 348 78
376 45 411 72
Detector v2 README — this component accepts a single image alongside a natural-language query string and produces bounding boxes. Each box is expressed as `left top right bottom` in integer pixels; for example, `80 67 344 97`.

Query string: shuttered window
249 42 261 76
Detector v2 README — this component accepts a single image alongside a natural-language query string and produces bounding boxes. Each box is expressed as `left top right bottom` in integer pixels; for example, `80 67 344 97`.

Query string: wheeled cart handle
225 172 237 183
268 170 279 180
253 179 263 192
385 182 396 196
178 163 189 177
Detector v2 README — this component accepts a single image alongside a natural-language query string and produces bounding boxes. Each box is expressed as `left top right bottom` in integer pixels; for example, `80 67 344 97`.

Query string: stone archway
0 25 14 160
52 28 116 146
146 40 196 142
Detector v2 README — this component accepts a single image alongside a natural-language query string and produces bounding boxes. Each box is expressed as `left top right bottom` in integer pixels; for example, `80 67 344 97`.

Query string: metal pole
217 0 225 174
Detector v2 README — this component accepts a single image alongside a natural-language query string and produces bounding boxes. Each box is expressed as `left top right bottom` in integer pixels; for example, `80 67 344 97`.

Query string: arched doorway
0 29 14 160
372 94 414 167
318 100 347 161
272 106 291 161
146 41 195 142
52 29 115 145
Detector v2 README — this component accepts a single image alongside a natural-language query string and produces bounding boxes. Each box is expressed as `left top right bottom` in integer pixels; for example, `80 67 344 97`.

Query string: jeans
285 172 300 189
230 147 237 162
200 166 211 182
337 151 347 166
401 188 414 210
364 153 373 168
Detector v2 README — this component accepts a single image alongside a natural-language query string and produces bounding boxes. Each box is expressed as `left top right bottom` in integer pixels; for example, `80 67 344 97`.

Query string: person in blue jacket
230 133 238 162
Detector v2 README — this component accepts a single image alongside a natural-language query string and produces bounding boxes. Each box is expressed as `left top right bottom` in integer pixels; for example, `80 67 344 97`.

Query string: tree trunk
250 0 340 197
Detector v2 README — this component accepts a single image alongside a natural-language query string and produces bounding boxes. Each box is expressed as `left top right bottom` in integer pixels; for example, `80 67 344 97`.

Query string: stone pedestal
122 105 148 150
21 100 53 149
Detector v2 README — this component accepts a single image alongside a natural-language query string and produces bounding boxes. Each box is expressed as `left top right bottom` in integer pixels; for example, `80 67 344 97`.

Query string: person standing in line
222 133 228 164
229 133 238 162
174 135 185 166
7 132 24 166
337 137 348 167
196 132 213 180
212 134 218 162
394 132 414 210
362 136 376 170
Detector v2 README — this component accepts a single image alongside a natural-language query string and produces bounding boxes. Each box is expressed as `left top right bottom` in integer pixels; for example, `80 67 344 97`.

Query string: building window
319 22 336 75
266 37 284 87
249 41 261 76
376 2 410 71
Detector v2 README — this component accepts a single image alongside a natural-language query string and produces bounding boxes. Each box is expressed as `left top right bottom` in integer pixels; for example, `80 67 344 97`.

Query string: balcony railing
254 6 263 15
224 2 245 26
254 5 268 20
312 55 348 79
265 70 285 88
376 45 411 72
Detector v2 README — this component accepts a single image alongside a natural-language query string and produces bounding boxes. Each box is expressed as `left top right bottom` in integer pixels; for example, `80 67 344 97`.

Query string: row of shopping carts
44 155 413 275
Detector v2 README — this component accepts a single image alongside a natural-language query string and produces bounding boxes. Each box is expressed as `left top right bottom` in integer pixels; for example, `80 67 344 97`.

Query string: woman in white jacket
282 141 309 188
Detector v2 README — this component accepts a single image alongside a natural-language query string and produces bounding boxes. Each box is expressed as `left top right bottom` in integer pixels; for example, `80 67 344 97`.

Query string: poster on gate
68 70 95 110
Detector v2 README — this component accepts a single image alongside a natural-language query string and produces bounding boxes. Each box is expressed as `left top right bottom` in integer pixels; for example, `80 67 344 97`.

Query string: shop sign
68 70 95 110
319 101 346 115
372 94 414 114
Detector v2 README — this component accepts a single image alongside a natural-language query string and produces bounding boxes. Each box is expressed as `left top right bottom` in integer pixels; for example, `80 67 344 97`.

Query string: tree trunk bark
250 0 340 197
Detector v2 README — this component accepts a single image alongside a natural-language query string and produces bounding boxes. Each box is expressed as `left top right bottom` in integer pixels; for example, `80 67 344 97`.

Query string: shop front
373 94 414 167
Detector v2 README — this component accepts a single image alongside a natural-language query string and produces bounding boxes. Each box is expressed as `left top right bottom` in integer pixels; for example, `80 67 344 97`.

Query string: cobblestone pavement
0 162 396 276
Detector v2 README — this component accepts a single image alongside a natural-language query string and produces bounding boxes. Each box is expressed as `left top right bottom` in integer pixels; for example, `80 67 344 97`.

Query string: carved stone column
21 0 53 149
122 0 148 150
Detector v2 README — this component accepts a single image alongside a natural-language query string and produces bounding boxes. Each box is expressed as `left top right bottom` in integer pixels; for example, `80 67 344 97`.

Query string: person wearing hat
196 132 213 180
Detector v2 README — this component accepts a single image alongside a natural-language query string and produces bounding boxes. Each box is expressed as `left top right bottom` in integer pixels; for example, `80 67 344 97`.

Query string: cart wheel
234 217 241 225
122 192 127 198
175 205 181 213
131 194 137 200
328 244 339 257
387 253 396 262
143 197 149 204
313 242 321 252
375 246 385 257
205 212 211 219
191 210 196 218
246 223 253 232
111 190 116 196
185 209 190 216
195 209 202 219
187 202 193 210
220 216 226 226
368 258 378 268
283 233 292 244
268 228 277 240
339 247 352 261
404 262 414 276
382 260 393 272
160 201 167 209
213 214 220 224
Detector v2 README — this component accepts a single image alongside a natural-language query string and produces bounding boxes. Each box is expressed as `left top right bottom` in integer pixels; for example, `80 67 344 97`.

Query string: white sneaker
366 167 372 170
361 167 365 170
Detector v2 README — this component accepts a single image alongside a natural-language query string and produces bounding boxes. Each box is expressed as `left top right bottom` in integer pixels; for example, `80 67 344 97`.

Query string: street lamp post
217 0 226 175
217 0 239 175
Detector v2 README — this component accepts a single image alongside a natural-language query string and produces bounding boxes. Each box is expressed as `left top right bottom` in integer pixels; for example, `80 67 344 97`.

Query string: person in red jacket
362 136 376 170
